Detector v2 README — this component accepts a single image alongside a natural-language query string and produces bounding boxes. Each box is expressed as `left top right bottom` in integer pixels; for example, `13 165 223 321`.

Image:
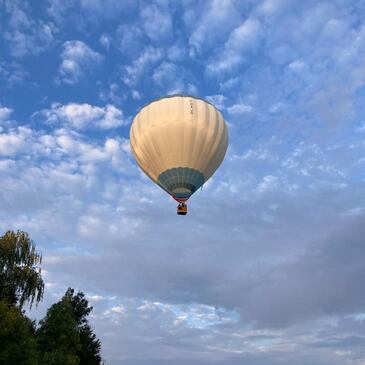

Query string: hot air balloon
130 95 229 215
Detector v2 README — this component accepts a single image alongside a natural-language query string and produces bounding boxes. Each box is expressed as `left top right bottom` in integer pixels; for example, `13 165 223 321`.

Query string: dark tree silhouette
37 288 102 365
0 300 38 365
0 231 103 364
0 230 44 308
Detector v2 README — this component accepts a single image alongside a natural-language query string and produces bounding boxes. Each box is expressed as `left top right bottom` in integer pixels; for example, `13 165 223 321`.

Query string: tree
36 295 81 365
0 230 103 364
37 288 102 365
0 230 44 308
78 324 102 365
0 300 38 365
63 288 102 365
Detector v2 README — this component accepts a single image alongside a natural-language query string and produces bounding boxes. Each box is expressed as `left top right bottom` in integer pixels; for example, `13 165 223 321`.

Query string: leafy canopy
0 230 44 308
0 231 102 364
0 300 38 365
37 288 102 365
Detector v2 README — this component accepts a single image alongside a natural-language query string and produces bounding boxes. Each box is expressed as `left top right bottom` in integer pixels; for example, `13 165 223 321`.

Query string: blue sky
1 0 365 364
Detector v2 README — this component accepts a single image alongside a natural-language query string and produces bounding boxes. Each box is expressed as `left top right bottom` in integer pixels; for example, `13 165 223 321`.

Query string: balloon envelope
130 95 229 202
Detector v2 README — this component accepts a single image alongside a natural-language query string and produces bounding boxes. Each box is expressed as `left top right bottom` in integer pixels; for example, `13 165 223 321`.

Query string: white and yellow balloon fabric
130 95 229 203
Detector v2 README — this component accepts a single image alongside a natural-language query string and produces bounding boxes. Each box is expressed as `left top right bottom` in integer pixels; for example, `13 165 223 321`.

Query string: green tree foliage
0 231 102 364
63 288 102 365
0 230 44 308
37 296 80 365
78 324 102 365
0 300 38 365
37 288 102 365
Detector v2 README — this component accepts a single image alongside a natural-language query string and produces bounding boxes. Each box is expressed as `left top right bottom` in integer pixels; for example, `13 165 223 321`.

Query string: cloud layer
1 0 365 364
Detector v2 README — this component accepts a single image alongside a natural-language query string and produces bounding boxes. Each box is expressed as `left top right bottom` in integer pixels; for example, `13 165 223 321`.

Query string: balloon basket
177 203 187 215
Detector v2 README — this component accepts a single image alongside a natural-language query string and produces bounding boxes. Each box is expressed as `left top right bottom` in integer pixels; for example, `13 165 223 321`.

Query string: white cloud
235 146 273 162
257 175 279 193
227 103 253 114
207 18 263 74
47 0 138 26
5 24 54 58
88 294 106 302
188 0 242 55
117 24 145 57
57 40 103 84
0 107 13 122
257 0 291 17
110 305 126 313
153 62 182 92
131 90 141 100
219 77 239 92
122 46 163 86
167 43 187 62
140 3 173 42
0 61 28 86
99 83 125 105
152 61 197 95
0 159 15 170
99 34 111 49
37 103 128 130
206 95 227 110
0 126 32 157
288 60 306 72
3 0 55 57
80 0 134 18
